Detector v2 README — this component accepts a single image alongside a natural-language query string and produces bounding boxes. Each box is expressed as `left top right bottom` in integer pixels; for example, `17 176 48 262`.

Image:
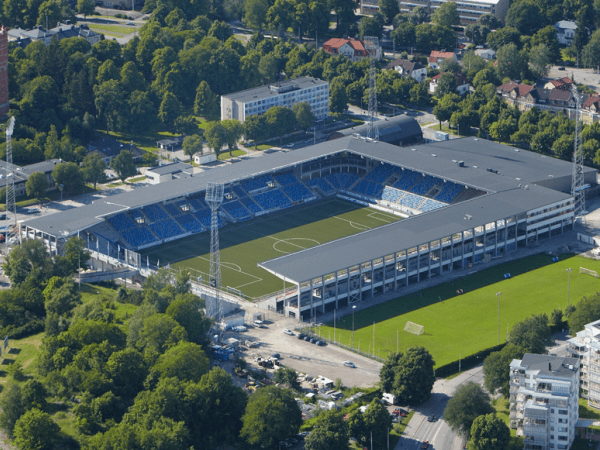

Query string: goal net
404 321 424 336
580 267 599 278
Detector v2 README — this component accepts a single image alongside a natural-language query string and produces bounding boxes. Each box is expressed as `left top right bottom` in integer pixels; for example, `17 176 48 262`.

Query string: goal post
580 267 599 278
404 321 424 336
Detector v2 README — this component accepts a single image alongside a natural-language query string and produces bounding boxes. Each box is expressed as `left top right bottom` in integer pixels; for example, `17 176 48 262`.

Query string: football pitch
315 254 600 368
140 199 401 298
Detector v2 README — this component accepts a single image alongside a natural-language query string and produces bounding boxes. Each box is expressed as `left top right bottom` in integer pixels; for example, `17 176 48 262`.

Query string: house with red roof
322 38 381 62
428 51 456 69
543 77 573 91
429 72 470 95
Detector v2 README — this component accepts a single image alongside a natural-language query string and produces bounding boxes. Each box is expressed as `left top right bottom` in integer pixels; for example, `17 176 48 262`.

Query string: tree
505 0 541 35
435 73 458 98
444 382 494 435
486 27 521 51
81 153 107 189
358 15 383 39
434 93 460 129
304 410 348 450
507 314 550 354
244 0 269 30
243 114 268 147
530 26 561 63
153 342 210 382
379 0 399 24
432 2 459 28
264 106 296 143
183 135 204 162
205 121 228 155
13 408 60 450
496 43 528 80
469 413 510 450
135 313 187 357
529 44 552 79
194 81 220 120
158 91 182 130
582 30 600 68
329 78 348 114
25 172 48 199
293 102 315 131
52 162 84 194
21 380 48 411
2 240 53 286
0 384 24 436
391 22 416 49
382 347 435 405
111 150 137 182
76 0 94 18
273 367 300 389
240 386 302 448
94 79 125 132
222 119 243 155
361 399 392 448
483 344 526 397
106 348 148 399
409 6 429 24
166 294 211 345
551 308 563 326
465 23 490 46
569 294 600 333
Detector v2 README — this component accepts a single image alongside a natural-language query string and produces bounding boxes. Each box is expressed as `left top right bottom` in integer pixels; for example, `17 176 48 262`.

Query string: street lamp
352 305 357 349
59 184 64 202
496 292 501 345
566 268 572 307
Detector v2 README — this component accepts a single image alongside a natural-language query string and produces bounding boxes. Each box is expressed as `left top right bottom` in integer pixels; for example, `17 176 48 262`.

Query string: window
558 409 568 415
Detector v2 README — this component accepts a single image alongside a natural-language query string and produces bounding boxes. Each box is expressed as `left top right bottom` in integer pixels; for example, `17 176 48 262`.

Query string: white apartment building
399 0 510 25
568 319 600 409
509 354 579 450
220 77 329 123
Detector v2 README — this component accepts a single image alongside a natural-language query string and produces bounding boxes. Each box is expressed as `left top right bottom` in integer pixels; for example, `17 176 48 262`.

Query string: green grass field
315 253 600 367
140 199 401 298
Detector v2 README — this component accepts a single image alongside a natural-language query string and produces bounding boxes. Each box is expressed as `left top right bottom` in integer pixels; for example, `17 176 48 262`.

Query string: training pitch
141 199 400 298
315 254 600 368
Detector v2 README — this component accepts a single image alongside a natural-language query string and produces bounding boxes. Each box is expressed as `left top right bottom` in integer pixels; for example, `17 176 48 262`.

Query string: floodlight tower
5 116 15 253
205 182 224 322
364 36 379 141
571 85 585 219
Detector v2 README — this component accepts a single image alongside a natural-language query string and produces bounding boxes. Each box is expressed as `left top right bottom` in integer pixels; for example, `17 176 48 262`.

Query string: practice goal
580 267 599 278
404 321 424 335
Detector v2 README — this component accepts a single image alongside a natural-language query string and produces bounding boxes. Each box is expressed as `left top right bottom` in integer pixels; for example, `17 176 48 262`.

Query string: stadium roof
328 115 423 143
22 136 589 238
258 185 572 283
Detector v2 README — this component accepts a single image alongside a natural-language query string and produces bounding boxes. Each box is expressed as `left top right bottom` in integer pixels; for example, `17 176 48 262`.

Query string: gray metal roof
221 77 328 103
22 136 589 240
147 162 193 176
258 185 571 282
519 353 579 379
329 115 423 143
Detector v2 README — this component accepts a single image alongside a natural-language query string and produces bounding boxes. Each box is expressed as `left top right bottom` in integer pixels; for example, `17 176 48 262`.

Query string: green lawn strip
87 24 135 37
493 396 523 449
321 253 595 367
218 150 246 160
144 200 400 298
128 176 146 183
389 410 414 447
579 397 600 420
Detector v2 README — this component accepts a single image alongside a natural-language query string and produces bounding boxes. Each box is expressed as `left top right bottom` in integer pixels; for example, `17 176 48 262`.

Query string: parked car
297 333 306 339
283 329 294 336
303 336 310 341
316 340 326 346
427 415 436 422
343 361 356 368
421 440 430 449
271 353 281 359
309 338 317 344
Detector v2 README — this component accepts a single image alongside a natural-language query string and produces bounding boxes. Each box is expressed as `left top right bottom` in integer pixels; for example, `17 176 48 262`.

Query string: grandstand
20 136 596 321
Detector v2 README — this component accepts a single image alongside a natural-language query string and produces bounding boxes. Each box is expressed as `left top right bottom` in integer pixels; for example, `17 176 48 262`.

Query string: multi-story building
385 58 428 83
360 0 379 14
509 354 579 450
555 20 578 46
8 22 100 49
568 319 600 409
399 0 510 25
220 77 329 123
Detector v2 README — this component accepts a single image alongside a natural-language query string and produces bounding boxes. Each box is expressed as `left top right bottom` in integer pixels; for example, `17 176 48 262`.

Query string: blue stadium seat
325 173 359 190
352 180 382 198
233 185 247 198
435 182 464 203
223 200 251 219
193 209 213 228
189 198 207 211
241 174 274 192
398 193 423 209
149 219 184 239
107 213 136 231
253 189 291 211
241 197 262 213
281 183 313 202
177 214 204 233
420 199 445 212
163 203 183 217
276 173 298 186
142 204 169 222
393 170 421 191
122 226 158 247
411 175 442 195
380 186 404 203
306 177 335 194
365 163 396 183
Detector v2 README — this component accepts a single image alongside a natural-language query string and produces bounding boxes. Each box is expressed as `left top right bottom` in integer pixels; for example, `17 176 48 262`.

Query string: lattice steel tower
205 182 224 320
571 85 585 218
5 116 15 253
364 36 379 141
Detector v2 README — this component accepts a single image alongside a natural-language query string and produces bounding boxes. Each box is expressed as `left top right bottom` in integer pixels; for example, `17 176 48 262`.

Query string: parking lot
547 65 600 92
227 313 382 388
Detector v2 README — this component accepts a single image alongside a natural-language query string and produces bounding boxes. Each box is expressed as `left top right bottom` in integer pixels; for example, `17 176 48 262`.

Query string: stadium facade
21 136 595 321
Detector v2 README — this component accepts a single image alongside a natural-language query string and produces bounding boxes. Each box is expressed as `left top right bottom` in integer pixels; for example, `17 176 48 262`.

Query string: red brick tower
0 27 9 118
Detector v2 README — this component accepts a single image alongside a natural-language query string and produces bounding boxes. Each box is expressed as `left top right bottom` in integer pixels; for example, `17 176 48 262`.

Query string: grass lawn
493 396 524 449
141 199 401 299
87 24 136 37
319 253 600 367
218 150 246 160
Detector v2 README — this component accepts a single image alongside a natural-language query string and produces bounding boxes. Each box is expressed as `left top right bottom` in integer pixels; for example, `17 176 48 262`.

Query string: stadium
20 133 596 321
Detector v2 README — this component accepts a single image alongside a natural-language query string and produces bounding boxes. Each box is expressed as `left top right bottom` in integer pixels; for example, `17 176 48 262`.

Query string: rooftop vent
457 161 464 167
464 214 472 220
431 154 437 157
474 138 479 141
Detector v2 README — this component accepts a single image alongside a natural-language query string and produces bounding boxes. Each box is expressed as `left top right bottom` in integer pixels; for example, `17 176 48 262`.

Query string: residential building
428 51 457 69
475 48 496 60
509 353 579 450
0 159 61 197
360 0 379 14
220 77 329 123
568 319 600 409
322 38 382 62
543 77 573 91
88 137 146 165
555 20 577 46
0 27 8 118
157 136 185 152
385 58 428 82
429 72 470 95
8 23 100 49
399 0 510 25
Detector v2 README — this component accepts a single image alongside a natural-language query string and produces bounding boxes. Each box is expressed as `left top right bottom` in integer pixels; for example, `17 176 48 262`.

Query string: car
233 326 247 332
421 440 430 449
271 353 281 359
298 431 310 438
303 336 310 341
126 21 135 25
0 214 6 220
254 320 264 325
284 143 294 148
427 415 436 422
316 340 326 346
309 338 317 344
558 66 566 70
279 441 292 448
283 329 294 336
343 361 356 368
297 333 306 339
